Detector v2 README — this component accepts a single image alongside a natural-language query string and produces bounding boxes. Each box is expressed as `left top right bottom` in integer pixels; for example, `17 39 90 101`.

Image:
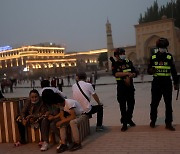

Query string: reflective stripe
123 69 131 72
152 55 156 59
153 66 171 69
154 61 158 65
154 49 158 53
116 78 122 80
167 55 172 59
154 73 171 76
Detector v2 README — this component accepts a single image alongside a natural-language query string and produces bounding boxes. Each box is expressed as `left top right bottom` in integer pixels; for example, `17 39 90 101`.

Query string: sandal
14 141 22 147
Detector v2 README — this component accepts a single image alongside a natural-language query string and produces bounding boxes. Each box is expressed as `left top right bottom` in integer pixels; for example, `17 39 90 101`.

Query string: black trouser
117 84 135 124
150 78 173 124
86 105 103 127
16 121 27 143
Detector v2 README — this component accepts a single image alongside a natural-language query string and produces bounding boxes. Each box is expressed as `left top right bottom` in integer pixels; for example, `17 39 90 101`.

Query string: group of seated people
14 72 104 153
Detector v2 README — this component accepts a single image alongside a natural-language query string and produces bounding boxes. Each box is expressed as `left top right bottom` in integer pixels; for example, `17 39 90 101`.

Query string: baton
176 75 180 100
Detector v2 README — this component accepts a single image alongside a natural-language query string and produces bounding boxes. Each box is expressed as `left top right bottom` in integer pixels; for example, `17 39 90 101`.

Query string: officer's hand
129 73 136 78
48 115 54 121
174 84 179 90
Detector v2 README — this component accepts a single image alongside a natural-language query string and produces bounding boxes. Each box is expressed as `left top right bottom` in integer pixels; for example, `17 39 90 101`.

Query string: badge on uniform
159 61 164 66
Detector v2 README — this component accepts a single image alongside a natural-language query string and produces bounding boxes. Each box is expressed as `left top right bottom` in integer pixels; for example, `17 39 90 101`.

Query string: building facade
107 17 180 71
0 45 107 79
1 16 180 79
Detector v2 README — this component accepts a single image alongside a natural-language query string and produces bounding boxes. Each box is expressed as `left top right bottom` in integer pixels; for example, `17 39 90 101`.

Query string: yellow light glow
61 63 65 67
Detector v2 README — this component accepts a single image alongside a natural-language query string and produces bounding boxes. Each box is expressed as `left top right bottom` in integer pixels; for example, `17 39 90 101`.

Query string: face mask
159 48 167 53
31 101 39 104
120 55 126 60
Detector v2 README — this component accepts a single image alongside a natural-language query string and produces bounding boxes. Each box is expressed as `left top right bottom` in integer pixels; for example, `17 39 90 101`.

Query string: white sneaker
40 142 48 151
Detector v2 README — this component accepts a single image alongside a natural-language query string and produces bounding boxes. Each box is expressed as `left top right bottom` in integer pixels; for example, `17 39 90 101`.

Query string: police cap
114 48 125 56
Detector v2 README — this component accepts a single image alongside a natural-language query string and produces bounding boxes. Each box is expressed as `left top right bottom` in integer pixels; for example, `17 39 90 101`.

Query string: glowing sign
0 46 12 51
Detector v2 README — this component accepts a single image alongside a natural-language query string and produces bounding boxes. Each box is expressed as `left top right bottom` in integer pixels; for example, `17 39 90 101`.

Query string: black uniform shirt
148 51 178 85
112 58 137 88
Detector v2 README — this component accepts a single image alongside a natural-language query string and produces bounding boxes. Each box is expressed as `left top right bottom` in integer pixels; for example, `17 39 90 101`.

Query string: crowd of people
12 37 179 153
14 72 103 153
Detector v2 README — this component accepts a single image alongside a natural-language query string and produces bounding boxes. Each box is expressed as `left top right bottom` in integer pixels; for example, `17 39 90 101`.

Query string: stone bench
0 98 90 143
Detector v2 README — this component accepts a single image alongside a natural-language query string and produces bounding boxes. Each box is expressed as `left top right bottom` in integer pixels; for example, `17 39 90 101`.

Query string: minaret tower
106 18 114 71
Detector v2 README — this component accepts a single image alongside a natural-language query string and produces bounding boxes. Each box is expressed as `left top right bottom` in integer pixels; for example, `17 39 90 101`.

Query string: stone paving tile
1 125 180 154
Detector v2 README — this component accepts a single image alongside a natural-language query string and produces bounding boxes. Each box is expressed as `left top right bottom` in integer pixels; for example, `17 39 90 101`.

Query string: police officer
112 48 137 131
147 37 179 131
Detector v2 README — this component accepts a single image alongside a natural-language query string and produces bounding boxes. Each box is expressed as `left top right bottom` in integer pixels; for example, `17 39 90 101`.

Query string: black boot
150 121 155 128
128 120 136 127
165 124 175 131
121 124 128 132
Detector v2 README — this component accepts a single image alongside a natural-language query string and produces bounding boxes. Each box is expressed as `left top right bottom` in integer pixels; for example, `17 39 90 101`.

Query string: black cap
114 48 125 56
156 38 169 48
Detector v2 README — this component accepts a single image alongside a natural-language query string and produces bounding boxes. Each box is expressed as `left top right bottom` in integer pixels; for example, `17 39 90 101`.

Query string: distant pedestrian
67 75 71 86
51 77 57 87
57 77 64 92
90 72 96 90
31 80 35 89
140 68 145 82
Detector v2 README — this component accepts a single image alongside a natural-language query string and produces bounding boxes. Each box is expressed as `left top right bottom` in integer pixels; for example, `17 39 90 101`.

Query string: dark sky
0 0 170 52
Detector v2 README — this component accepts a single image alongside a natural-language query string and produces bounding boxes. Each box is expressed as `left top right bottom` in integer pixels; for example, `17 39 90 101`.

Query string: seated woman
15 89 48 147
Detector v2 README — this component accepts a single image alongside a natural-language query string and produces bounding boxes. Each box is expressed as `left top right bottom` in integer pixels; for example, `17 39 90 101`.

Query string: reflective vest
116 59 132 81
151 54 172 77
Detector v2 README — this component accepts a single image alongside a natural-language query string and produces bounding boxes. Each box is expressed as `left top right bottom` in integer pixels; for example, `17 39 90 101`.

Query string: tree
139 0 180 28
98 52 108 67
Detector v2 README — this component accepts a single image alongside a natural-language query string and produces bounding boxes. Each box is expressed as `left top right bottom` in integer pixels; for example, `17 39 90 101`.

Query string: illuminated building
0 44 107 78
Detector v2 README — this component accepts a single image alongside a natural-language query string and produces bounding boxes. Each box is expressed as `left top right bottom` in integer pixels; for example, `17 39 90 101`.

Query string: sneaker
128 120 136 127
165 124 175 131
40 142 48 151
121 124 128 132
56 144 68 153
69 143 82 151
96 126 104 132
150 121 155 128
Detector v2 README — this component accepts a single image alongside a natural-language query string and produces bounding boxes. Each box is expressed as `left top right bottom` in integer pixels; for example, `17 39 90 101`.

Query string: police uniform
148 49 178 128
112 57 137 127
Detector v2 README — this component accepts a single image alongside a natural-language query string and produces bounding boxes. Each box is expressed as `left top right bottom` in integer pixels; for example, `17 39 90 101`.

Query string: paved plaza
1 74 180 154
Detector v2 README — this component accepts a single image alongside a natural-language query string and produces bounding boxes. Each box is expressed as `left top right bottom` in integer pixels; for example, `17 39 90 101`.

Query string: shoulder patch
152 55 156 59
167 55 172 60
